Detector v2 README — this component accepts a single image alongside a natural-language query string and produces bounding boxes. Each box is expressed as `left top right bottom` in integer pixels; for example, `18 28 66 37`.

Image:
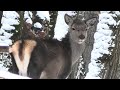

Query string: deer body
70 39 85 66
9 38 71 79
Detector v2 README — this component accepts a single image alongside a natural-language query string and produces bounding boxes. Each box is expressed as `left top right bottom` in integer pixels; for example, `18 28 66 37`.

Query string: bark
19 11 25 37
0 11 3 28
0 46 9 52
101 26 120 79
69 11 99 79
48 11 58 39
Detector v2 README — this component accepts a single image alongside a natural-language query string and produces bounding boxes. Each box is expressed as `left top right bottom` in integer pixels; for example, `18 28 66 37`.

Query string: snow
34 22 42 28
0 40 12 46
0 62 9 71
0 11 19 47
53 11 69 40
2 11 19 25
1 24 15 30
85 11 117 79
2 17 19 25
114 11 120 16
99 12 117 26
3 11 19 19
0 70 31 79
37 11 50 21
75 57 85 79
24 11 32 19
54 11 75 41
24 11 33 24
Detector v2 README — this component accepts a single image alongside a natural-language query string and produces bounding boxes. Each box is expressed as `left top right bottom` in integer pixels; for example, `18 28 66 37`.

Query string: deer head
64 14 90 44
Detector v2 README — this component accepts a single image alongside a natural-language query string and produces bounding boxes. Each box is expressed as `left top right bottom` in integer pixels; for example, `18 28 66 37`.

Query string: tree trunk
0 11 3 28
48 11 58 39
101 25 120 79
96 12 120 79
69 11 99 79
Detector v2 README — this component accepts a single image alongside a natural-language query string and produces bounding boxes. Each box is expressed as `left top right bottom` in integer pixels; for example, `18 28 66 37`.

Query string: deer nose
79 35 85 39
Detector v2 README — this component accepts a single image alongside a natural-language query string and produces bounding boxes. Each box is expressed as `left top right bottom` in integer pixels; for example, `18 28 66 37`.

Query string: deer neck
70 38 85 66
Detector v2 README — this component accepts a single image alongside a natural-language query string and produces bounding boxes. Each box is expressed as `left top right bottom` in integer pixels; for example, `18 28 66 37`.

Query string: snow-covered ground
0 11 119 79
0 70 31 79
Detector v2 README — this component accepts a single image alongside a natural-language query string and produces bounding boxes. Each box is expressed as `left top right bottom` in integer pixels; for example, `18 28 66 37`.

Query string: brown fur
39 39 71 79
9 38 71 79
9 40 37 76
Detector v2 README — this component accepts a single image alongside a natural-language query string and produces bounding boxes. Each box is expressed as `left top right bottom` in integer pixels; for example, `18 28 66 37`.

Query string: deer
63 13 91 66
8 13 93 79
38 13 93 79
63 13 98 78
9 38 72 79
8 20 71 79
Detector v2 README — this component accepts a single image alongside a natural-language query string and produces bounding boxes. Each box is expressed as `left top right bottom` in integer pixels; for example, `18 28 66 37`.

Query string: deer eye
72 28 75 30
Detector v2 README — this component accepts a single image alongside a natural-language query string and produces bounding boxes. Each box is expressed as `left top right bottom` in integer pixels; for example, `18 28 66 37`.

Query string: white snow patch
24 11 32 19
54 11 75 41
1 24 15 30
24 11 33 24
0 70 31 79
2 17 19 25
3 11 19 19
85 11 117 79
37 11 50 21
114 11 120 16
34 22 42 28
0 40 12 46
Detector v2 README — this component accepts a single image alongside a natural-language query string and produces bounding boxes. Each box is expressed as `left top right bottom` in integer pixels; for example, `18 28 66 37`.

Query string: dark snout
79 34 85 39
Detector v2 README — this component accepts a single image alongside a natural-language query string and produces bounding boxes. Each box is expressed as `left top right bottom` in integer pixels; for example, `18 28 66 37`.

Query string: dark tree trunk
48 11 58 39
69 11 99 79
101 24 120 79
0 11 3 28
95 12 120 79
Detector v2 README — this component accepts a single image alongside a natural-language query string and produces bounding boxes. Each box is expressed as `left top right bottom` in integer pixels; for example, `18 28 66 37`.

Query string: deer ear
85 17 97 26
64 14 73 25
